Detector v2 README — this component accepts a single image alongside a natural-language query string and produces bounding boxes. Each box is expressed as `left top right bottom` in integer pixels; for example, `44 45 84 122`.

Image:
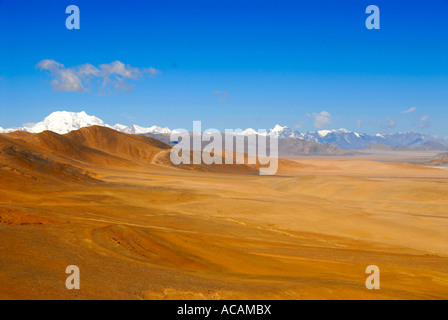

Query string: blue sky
0 0 447 136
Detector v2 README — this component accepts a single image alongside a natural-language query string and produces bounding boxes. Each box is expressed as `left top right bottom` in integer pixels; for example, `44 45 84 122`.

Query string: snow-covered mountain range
0 111 171 136
244 125 448 150
1 111 447 150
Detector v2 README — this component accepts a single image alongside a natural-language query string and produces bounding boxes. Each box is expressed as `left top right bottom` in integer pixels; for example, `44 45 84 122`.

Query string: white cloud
312 111 332 129
37 59 160 94
420 115 430 128
402 107 417 114
146 67 160 76
37 59 85 92
77 63 100 77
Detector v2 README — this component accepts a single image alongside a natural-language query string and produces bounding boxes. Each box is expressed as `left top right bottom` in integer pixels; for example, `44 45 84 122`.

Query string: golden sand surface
0 128 447 299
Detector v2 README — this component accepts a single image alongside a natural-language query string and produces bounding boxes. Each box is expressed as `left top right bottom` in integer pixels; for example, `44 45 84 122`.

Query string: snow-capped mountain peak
114 124 172 135
0 111 172 136
24 111 104 134
317 130 333 137
123 124 147 134
240 128 259 135
238 124 297 137
267 124 297 138
109 123 128 131
271 124 287 132
317 128 351 137
146 125 172 135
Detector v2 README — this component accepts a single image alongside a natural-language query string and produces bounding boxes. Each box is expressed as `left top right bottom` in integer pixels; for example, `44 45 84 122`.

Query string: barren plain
0 127 447 299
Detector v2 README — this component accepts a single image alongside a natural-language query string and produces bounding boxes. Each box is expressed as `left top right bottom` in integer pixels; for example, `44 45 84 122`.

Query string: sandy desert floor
0 136 447 299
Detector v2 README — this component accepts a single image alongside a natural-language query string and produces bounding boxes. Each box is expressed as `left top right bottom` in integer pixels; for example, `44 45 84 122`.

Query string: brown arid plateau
0 126 447 300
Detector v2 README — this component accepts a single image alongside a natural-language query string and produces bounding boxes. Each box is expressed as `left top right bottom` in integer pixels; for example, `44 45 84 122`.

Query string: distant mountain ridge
429 152 448 165
1 111 447 151
139 132 357 156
